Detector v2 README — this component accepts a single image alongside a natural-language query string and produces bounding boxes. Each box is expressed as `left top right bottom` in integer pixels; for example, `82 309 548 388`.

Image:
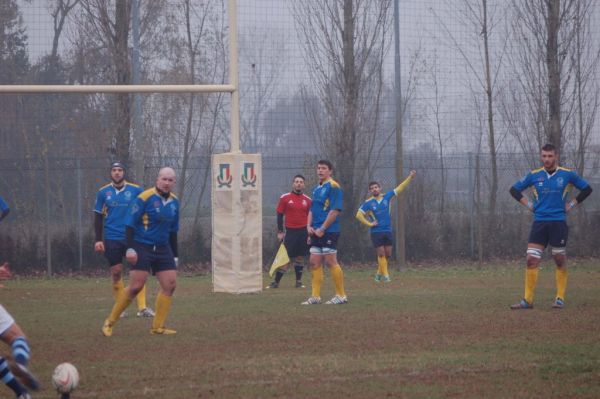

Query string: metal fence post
468 152 474 259
77 158 83 270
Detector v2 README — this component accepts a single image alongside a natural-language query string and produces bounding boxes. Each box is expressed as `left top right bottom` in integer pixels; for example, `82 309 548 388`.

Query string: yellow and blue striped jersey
358 190 396 233
311 178 343 233
126 188 180 245
93 182 142 240
512 166 589 221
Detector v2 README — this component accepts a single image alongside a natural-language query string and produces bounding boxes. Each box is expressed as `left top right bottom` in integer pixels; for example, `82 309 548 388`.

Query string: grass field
2 261 600 398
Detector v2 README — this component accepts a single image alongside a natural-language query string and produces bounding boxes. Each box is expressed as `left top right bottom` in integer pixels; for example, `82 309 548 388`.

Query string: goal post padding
211 153 262 293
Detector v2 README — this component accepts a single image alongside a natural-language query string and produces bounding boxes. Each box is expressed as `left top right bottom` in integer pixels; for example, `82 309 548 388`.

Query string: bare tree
293 0 393 252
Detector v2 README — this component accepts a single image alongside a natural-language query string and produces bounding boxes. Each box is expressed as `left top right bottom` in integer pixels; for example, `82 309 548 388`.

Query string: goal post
0 0 264 293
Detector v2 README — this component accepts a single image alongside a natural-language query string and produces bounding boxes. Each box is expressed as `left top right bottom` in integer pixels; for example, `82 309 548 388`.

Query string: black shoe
295 281 305 288
266 281 278 289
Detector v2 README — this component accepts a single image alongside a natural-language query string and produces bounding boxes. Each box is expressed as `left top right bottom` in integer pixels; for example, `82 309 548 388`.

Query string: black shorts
284 227 310 258
528 221 568 248
371 232 394 248
309 232 340 255
131 242 176 274
104 239 127 267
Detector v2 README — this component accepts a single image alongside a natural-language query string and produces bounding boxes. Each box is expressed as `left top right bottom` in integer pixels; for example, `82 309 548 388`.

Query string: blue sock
12 337 30 366
0 357 27 396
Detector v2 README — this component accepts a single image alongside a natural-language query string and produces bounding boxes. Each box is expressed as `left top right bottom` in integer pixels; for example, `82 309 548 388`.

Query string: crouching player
0 263 39 399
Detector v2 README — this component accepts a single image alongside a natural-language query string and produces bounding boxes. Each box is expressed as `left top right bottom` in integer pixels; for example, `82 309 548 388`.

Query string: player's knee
526 248 542 267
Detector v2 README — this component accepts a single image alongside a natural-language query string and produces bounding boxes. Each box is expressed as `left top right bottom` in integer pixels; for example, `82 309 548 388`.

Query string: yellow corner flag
269 243 290 277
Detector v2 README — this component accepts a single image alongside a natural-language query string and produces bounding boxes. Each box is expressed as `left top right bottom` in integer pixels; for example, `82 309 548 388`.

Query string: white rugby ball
52 362 79 394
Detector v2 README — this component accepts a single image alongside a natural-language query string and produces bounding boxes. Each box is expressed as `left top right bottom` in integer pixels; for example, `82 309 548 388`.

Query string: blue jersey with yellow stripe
94 182 142 240
358 190 396 233
512 166 590 221
0 195 8 212
126 188 180 245
311 178 343 233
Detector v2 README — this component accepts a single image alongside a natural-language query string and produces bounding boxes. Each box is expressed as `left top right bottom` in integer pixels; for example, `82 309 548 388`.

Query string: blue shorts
104 239 127 267
131 242 176 274
371 232 393 248
528 221 568 248
309 232 340 255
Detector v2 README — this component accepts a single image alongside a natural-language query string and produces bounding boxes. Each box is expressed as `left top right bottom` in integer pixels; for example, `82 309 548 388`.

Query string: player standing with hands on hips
509 144 592 310
102 167 180 336
93 162 155 318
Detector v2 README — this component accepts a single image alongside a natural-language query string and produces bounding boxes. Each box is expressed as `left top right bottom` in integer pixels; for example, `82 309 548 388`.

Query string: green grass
2 261 600 398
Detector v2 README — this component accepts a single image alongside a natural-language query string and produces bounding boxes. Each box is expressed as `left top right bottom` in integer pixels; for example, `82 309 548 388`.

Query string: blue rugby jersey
94 182 142 240
126 188 179 246
512 167 590 221
0 195 8 212
310 178 343 233
358 190 396 233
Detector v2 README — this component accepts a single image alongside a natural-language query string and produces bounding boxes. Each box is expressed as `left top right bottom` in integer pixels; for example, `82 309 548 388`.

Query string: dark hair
317 160 333 170
368 181 380 188
293 174 305 181
541 143 557 153
111 161 126 170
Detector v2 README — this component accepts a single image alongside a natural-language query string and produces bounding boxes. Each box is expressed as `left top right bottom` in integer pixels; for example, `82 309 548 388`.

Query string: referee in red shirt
267 175 312 289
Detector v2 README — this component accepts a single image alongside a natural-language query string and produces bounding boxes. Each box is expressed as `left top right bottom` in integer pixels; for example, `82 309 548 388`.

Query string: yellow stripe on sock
112 279 124 301
378 256 389 277
330 264 346 297
311 267 324 298
152 292 173 330
524 267 539 304
136 284 147 311
108 290 133 325
555 267 568 300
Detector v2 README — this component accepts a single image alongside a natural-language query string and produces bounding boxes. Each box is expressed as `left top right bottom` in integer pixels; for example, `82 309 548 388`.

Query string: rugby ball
51 363 79 394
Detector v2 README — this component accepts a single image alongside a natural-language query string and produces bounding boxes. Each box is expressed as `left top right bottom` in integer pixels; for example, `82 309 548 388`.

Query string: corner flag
269 243 290 277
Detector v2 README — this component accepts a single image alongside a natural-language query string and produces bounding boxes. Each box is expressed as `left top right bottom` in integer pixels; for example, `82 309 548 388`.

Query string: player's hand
409 170 417 178
566 200 576 213
307 227 315 236
371 220 378 227
126 248 138 265
94 241 105 253
0 263 12 280
315 227 325 238
277 232 285 242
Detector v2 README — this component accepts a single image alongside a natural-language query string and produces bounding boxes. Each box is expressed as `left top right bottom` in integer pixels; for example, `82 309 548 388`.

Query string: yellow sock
378 256 389 277
330 264 346 297
136 284 148 311
108 289 133 324
152 292 173 330
524 267 539 304
555 267 568 299
311 267 324 298
112 279 124 301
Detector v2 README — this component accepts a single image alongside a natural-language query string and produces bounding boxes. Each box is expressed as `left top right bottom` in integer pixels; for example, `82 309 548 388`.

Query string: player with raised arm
356 170 416 282
267 175 312 289
302 160 347 305
94 162 155 318
509 144 593 309
102 167 180 336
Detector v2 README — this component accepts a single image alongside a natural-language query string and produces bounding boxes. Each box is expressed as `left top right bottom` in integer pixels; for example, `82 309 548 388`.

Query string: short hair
542 143 557 153
293 174 305 181
368 181 380 188
317 159 333 170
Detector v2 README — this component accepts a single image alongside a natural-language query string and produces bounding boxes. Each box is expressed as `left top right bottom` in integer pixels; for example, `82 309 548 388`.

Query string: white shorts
0 305 15 335
310 246 337 255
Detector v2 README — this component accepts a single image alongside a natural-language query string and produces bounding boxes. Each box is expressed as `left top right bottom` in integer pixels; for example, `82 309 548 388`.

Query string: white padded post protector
211 153 262 293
